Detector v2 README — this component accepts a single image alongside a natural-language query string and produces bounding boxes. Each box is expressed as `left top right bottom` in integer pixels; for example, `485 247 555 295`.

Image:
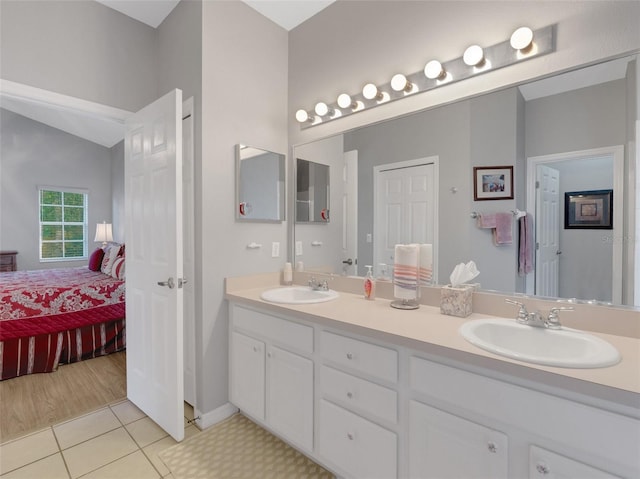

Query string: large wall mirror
236 144 285 222
293 54 639 307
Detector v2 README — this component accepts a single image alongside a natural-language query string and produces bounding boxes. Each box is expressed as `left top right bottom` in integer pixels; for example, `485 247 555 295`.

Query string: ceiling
95 0 335 30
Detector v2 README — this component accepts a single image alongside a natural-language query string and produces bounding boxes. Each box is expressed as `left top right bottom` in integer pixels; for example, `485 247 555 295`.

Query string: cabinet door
409 400 508 479
230 331 265 421
529 446 622 478
267 345 314 451
318 399 397 479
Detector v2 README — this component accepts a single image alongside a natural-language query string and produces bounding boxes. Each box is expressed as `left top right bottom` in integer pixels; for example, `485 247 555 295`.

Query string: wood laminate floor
0 351 126 443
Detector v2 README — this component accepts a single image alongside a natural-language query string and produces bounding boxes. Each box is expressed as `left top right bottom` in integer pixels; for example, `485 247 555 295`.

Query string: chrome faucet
505 299 573 330
308 277 329 291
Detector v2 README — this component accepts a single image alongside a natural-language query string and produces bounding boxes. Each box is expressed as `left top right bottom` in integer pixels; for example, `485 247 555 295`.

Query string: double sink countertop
225 273 640 416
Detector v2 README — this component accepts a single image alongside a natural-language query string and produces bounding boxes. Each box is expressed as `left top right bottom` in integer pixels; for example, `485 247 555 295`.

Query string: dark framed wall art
564 189 613 229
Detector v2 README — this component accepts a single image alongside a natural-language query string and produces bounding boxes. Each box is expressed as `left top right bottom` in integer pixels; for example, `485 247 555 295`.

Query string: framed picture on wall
473 166 514 201
565 189 613 229
564 190 613 230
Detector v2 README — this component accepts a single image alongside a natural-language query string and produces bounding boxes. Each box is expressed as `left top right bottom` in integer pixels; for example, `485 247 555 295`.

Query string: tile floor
0 400 200 478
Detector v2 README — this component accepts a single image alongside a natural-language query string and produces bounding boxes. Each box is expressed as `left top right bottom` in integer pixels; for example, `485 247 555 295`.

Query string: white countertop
225 278 640 415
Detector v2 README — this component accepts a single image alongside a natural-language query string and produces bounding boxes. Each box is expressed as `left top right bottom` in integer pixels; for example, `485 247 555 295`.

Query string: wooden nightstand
0 251 18 272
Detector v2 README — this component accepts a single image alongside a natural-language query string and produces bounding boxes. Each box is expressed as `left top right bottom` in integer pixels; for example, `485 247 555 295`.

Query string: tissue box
440 284 475 317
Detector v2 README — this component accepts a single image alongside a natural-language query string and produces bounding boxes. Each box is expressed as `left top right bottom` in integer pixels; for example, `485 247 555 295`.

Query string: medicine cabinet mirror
235 144 285 222
296 158 330 223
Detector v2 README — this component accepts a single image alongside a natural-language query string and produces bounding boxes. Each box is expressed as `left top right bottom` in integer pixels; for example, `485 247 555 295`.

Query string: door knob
342 258 353 265
157 277 175 289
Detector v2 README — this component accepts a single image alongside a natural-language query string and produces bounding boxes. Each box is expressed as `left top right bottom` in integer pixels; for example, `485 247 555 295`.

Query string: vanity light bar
296 25 554 130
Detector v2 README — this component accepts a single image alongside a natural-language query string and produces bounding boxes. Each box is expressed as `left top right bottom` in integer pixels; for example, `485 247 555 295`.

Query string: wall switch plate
295 241 303 256
366 233 372 243
271 242 280 258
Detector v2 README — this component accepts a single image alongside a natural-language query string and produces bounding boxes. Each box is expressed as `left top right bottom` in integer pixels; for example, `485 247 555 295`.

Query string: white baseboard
194 402 238 430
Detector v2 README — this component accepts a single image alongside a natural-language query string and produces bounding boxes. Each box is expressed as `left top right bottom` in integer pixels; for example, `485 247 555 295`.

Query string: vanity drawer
320 331 398 383
318 399 397 479
321 365 397 424
231 305 313 354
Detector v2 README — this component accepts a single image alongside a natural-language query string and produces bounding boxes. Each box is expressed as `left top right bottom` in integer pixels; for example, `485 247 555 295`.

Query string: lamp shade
95 222 113 244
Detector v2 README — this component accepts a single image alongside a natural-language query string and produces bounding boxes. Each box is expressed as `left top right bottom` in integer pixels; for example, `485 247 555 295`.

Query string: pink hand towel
493 213 513 245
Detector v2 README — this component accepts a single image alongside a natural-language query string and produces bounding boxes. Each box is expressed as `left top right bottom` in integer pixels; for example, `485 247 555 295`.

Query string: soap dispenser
364 265 376 300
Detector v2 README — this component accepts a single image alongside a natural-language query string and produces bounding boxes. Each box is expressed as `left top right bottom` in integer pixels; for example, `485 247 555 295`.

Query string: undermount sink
459 318 621 368
260 286 339 304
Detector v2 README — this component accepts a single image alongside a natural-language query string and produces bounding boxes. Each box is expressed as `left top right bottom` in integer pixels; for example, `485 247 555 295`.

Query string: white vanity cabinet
227 298 639 479
317 331 399 478
529 446 622 478
408 400 508 479
229 304 314 452
229 331 265 421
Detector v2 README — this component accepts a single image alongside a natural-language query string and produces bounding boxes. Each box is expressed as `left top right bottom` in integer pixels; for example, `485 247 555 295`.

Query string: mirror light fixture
424 60 446 80
510 26 534 51
337 93 358 110
295 109 314 123
95 221 113 248
314 101 334 117
390 73 414 93
295 24 554 129
463 45 485 67
362 83 384 101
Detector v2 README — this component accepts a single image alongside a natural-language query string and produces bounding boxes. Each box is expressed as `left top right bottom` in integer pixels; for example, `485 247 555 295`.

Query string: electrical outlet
295 241 303 256
271 242 280 258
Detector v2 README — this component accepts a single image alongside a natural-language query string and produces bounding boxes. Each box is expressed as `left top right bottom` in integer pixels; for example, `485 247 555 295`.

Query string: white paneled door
374 159 437 278
125 89 185 442
535 164 560 298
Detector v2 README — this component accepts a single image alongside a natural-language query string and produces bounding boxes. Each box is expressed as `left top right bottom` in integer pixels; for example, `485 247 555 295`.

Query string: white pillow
101 244 120 275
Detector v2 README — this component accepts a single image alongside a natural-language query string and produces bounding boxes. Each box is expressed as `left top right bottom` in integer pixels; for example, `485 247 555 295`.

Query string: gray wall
199 0 289 419
0 0 158 112
0 109 113 270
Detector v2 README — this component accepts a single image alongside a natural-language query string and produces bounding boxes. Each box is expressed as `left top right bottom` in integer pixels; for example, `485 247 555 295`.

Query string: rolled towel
394 244 419 300
419 243 433 285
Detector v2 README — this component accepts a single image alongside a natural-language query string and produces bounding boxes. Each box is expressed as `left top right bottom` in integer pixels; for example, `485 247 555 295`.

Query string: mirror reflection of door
296 158 330 223
531 148 620 303
342 151 358 275
374 158 437 280
535 164 560 297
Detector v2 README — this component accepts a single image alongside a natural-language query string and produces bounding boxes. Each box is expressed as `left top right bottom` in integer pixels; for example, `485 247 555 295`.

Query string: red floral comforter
0 267 125 320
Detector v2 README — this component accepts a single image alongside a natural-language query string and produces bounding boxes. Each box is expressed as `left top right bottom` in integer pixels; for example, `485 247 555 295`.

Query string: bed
0 266 126 380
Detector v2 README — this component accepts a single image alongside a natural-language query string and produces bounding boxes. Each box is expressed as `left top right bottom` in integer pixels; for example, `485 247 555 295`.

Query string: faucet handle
505 299 528 322
547 306 574 328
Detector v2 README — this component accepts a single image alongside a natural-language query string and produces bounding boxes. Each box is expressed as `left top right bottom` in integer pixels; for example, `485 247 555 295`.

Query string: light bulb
295 109 311 123
314 102 333 117
362 83 381 100
424 60 445 80
510 26 533 51
391 74 412 92
337 93 354 109
463 45 484 67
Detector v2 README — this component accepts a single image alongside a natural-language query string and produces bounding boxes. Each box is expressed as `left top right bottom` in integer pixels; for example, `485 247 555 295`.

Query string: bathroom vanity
226 275 639 479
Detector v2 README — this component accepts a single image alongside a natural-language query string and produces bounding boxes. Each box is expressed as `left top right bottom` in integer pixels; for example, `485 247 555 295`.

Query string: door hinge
535 181 540 189
536 242 540 250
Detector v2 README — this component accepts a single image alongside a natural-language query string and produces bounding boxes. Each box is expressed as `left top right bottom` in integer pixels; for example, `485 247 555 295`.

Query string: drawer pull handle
536 463 550 475
347 433 354 441
346 353 353 360
346 392 353 399
487 442 497 453
253 346 259 353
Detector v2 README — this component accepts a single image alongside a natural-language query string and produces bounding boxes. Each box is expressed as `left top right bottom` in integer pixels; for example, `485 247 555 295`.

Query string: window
39 187 88 261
